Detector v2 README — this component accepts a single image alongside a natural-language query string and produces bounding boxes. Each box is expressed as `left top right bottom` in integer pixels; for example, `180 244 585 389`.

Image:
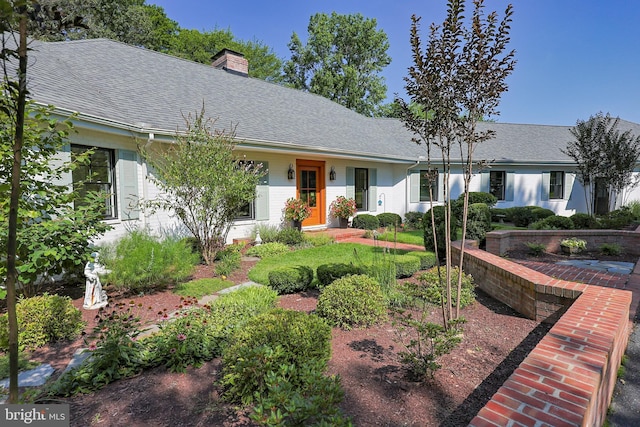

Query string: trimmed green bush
316 263 365 287
221 308 332 404
352 214 379 230
508 206 536 227
246 242 290 258
393 255 421 278
268 265 314 294
600 243 622 256
407 251 437 270
404 211 424 230
377 212 403 228
0 293 85 351
101 230 198 292
316 274 387 329
530 207 555 221
525 242 546 256
531 215 574 230
423 206 459 259
414 267 476 309
465 203 491 243
599 207 636 229
490 207 510 223
570 213 599 229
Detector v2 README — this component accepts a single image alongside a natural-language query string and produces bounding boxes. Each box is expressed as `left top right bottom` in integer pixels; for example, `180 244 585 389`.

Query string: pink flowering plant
148 296 218 373
283 197 311 222
329 196 357 219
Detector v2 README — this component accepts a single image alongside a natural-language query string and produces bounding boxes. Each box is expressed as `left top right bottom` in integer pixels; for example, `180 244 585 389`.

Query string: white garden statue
83 252 109 310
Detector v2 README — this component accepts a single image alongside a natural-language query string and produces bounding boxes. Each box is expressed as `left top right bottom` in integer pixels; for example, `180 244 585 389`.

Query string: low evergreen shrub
531 215 574 230
525 242 546 256
221 308 332 404
0 293 85 351
490 207 510 223
316 263 365 287
268 265 314 294
404 211 424 230
464 203 491 243
570 213 599 229
393 255 421 278
407 252 437 270
352 214 379 230
316 274 387 329
598 207 636 229
509 206 536 227
530 207 555 221
377 212 403 228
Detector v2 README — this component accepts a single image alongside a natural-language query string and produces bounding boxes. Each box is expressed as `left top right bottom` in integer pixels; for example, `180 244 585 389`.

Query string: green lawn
376 229 424 246
248 242 425 285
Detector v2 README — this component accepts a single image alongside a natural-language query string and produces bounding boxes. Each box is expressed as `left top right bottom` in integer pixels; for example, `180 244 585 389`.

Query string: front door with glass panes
296 160 325 226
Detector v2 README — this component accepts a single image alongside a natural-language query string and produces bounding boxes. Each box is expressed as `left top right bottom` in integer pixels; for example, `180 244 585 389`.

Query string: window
549 171 564 199
236 160 256 220
355 168 368 210
419 169 438 201
71 145 116 218
490 171 506 200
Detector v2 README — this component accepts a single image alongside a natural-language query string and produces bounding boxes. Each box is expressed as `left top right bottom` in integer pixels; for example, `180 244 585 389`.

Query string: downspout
140 132 155 229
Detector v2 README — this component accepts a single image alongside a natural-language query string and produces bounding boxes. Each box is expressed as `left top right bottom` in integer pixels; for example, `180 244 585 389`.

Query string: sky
149 0 639 126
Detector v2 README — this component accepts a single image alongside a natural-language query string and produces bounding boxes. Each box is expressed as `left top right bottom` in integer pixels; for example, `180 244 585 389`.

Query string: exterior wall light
287 164 295 180
329 166 336 181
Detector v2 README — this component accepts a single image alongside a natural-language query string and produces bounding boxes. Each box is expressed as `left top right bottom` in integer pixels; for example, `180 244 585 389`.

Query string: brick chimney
211 49 248 77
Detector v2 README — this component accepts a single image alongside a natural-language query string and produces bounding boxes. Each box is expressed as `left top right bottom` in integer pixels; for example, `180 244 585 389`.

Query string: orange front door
297 160 325 226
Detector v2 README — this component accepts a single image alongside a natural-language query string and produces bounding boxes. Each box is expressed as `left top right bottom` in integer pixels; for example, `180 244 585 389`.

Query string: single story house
23 38 640 244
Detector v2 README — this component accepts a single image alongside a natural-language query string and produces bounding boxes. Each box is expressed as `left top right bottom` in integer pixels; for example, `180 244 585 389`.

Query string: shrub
221 309 332 404
377 212 403 228
464 203 491 244
268 265 314 294
525 242 546 256
466 191 498 207
414 266 476 309
276 227 304 245
570 213 599 229
316 275 387 329
250 360 351 426
352 214 379 230
531 215 574 230
530 207 555 221
101 230 198 292
207 285 278 350
560 237 587 251
600 243 622 256
423 206 459 259
316 263 365 287
393 255 421 278
406 251 437 270
599 207 636 229
509 206 536 227
624 200 640 220
215 249 241 277
148 305 218 373
0 293 84 351
404 211 424 230
246 242 290 258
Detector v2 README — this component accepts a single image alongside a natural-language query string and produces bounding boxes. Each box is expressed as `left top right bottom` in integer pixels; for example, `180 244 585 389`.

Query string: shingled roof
25 38 640 165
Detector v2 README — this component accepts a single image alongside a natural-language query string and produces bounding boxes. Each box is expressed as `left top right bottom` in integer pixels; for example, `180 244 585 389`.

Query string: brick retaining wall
451 243 634 426
486 227 640 258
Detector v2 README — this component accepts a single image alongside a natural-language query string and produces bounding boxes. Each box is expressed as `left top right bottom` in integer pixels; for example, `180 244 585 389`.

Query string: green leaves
283 12 391 116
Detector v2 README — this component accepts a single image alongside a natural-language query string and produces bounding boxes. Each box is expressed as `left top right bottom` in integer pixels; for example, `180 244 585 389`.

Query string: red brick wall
451 243 634 426
486 226 640 257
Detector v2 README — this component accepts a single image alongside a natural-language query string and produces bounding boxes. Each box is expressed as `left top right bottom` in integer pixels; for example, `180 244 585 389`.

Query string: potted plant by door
329 196 357 228
283 198 311 230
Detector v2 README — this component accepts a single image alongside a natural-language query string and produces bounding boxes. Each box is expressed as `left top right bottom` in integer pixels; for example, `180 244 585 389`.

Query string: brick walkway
514 259 630 288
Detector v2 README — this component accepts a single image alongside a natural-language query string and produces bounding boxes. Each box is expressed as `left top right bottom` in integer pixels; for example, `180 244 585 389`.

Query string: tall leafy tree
283 12 391 116
0 1 109 403
563 112 640 214
397 0 515 321
140 107 265 265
